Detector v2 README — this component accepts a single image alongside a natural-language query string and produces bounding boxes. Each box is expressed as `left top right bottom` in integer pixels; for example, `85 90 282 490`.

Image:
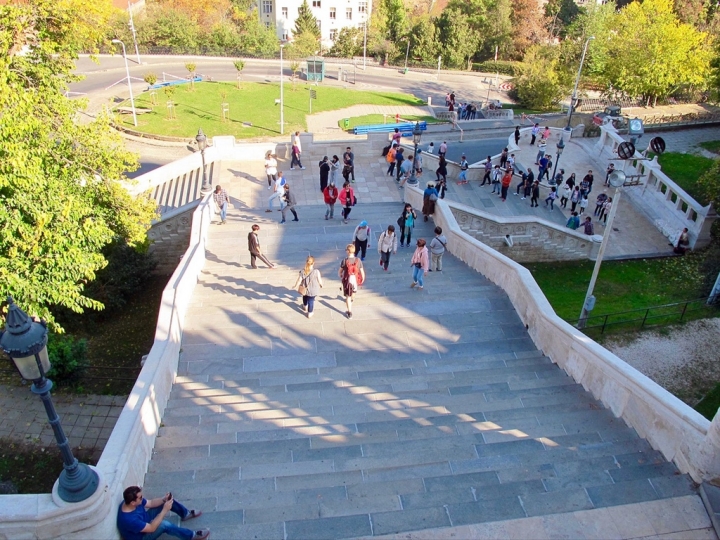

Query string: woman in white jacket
377 225 398 272
352 220 371 261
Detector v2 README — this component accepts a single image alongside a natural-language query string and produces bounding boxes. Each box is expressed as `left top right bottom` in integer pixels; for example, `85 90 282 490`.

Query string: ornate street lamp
196 128 211 193
0 298 99 502
550 137 565 185
407 122 422 186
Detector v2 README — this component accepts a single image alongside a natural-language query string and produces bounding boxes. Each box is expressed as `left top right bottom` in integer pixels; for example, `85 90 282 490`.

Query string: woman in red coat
338 181 355 224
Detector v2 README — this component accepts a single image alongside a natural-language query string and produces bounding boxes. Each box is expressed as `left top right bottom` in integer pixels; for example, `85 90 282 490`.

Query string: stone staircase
144 202 700 539
150 161 216 216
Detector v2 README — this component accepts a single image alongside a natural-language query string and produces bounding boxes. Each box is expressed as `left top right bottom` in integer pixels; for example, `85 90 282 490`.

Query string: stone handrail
404 184 720 483
124 147 219 197
593 126 716 249
481 108 514 120
0 194 215 540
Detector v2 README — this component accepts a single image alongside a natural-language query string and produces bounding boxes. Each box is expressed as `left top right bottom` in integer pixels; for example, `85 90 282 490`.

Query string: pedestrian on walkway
280 184 299 223
319 156 330 192
117 486 209 540
395 147 405 181
594 191 608 216
491 165 502 194
570 186 581 212
583 170 595 194
414 150 423 177
294 255 323 318
410 238 429 290
545 186 557 210
426 142 435 154
530 123 540 145
457 155 469 184
398 154 414 188
343 146 355 183
579 194 589 215
538 155 549 180
352 220 371 260
560 183 572 208
481 156 492 186
542 126 551 140
439 141 447 158
392 128 402 146
429 226 447 272
600 197 612 224
499 147 508 168
377 225 398 272
524 169 535 199
339 181 355 223
330 155 340 185
248 224 275 269
339 244 365 319
535 139 547 164
213 185 229 224
293 130 302 153
507 153 516 170
398 203 416 247
566 172 576 190
264 152 277 190
566 212 580 230
605 163 615 186
422 182 438 221
386 145 397 176
514 171 528 197
290 142 304 170
266 171 286 212
500 168 512 201
582 216 594 235
530 180 540 207
323 181 338 220
514 126 520 145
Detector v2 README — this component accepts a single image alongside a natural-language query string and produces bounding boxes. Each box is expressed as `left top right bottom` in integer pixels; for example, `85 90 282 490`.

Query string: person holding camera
117 485 208 540
409 238 429 290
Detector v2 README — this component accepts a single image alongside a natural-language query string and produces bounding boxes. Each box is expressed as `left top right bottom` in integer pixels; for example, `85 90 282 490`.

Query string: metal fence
573 295 720 335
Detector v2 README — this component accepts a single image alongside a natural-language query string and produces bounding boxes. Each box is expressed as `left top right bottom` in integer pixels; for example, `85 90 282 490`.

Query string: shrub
143 73 158 85
472 61 522 76
46 334 89 386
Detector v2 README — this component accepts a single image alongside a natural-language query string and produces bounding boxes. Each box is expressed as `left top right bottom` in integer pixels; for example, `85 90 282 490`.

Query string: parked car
592 105 626 128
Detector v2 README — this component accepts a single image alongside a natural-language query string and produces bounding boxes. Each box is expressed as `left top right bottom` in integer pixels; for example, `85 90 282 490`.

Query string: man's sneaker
280 219 286 224
410 282 416 288
267 186 271 190
521 197 526 200
418 286 424 290
192 530 210 540
292 218 299 221
290 167 295 170
513 193 518 195
428 269 432 272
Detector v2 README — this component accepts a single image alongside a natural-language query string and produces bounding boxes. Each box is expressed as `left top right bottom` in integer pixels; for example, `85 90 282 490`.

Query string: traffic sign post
309 89 317 113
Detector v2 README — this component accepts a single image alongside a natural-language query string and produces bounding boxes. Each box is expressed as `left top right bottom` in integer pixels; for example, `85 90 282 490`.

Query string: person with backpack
377 225 398 272
422 182 438 222
338 181 355 224
319 156 330 192
352 220 371 261
398 203 417 248
266 172 286 212
338 244 365 319
293 255 323 318
323 181 338 220
566 212 580 230
409 238 429 290
428 226 447 272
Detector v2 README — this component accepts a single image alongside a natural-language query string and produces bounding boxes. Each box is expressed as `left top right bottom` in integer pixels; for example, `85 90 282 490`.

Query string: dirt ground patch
603 317 720 406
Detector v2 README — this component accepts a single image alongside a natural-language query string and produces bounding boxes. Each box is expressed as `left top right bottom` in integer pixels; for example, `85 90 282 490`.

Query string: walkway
306 104 433 137
142 159 714 539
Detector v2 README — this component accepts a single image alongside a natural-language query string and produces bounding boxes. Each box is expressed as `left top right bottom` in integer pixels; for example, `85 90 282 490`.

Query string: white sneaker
300 166 306 170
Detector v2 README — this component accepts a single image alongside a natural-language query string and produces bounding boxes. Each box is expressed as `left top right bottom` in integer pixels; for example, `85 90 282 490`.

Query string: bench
353 121 427 135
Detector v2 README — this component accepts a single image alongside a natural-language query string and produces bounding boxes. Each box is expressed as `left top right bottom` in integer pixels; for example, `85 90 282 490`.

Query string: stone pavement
140 159 713 539
0 383 124 460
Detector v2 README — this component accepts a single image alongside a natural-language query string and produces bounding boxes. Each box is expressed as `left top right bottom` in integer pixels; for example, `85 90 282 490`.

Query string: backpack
343 257 361 291
382 144 391 157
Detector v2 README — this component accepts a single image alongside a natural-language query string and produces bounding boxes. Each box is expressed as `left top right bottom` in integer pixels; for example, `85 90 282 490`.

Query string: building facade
258 0 370 47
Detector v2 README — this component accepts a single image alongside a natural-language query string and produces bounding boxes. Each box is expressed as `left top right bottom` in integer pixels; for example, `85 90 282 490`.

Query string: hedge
472 60 522 76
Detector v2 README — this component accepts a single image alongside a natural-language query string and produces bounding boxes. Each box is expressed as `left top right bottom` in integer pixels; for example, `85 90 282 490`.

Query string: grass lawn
656 152 714 205
695 382 720 420
699 140 720 154
339 114 443 131
523 255 706 330
117 81 425 139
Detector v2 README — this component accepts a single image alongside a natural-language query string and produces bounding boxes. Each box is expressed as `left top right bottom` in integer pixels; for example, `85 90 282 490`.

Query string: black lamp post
407 122 422 186
550 137 565 186
196 128 210 193
0 297 99 502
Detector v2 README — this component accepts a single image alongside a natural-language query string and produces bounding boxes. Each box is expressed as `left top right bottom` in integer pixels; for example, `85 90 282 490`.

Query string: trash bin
343 118 350 130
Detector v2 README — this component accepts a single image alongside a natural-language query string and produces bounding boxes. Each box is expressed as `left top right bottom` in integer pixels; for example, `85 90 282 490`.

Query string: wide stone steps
150 161 216 216
144 203 699 539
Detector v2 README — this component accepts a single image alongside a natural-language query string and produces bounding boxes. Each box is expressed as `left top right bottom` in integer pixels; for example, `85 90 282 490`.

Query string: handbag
353 195 358 206
429 193 438 202
297 272 309 296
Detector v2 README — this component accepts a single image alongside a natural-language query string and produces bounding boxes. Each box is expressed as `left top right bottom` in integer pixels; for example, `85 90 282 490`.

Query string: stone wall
450 204 600 262
147 205 197 275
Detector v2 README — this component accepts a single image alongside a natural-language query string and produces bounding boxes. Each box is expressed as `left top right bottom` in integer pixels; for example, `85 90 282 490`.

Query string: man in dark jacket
248 224 275 269
319 156 330 192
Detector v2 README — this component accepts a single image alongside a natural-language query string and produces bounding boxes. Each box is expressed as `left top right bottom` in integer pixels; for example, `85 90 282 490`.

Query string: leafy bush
143 73 157 85
47 334 89 386
472 61 522 76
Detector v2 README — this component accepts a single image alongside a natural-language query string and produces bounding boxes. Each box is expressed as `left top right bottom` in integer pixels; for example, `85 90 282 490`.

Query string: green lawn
699 140 720 154
657 152 714 205
117 81 425 139
339 114 443 131
523 255 705 326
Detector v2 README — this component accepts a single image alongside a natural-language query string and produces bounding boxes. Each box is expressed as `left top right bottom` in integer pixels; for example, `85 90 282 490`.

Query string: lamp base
57 463 100 503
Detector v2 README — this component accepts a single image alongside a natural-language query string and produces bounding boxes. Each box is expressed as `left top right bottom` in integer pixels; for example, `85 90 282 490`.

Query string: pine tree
294 0 320 39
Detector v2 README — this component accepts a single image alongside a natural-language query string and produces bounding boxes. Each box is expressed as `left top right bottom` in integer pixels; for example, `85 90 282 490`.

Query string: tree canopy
294 0 320 39
0 0 157 328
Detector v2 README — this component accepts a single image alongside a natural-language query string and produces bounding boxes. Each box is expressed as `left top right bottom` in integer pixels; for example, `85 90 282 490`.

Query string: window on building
312 0 321 6
358 1 367 12
265 21 271 28
330 29 337 40
262 0 272 13
316 18 321 32
346 7 352 19
329 7 336 18
281 6 288 17
282 31 289 40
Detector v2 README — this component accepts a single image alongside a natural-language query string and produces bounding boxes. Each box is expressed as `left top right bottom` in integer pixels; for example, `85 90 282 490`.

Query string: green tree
0 0 157 329
513 45 572 109
509 0 549 59
382 0 408 43
286 30 319 58
545 0 581 38
137 6 201 53
482 0 513 60
328 27 364 58
407 16 439 63
294 0 320 39
435 8 479 69
238 13 279 56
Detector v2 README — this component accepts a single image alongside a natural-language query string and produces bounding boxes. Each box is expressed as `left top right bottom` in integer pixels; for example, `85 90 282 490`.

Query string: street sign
310 90 317 99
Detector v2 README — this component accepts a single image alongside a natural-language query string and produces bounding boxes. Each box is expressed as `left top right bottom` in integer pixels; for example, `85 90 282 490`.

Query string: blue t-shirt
117 498 150 540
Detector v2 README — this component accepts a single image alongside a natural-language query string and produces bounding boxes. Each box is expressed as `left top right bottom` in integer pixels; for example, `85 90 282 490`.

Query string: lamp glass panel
13 354 41 380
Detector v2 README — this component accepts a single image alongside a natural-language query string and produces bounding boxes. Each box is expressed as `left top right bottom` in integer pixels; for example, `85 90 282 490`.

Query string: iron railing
574 295 720 334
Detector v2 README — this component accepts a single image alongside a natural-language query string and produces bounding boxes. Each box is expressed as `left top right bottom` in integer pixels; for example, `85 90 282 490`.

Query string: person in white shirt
352 220 372 260
266 172 286 212
426 142 435 154
264 152 277 190
292 131 302 153
377 225 398 272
